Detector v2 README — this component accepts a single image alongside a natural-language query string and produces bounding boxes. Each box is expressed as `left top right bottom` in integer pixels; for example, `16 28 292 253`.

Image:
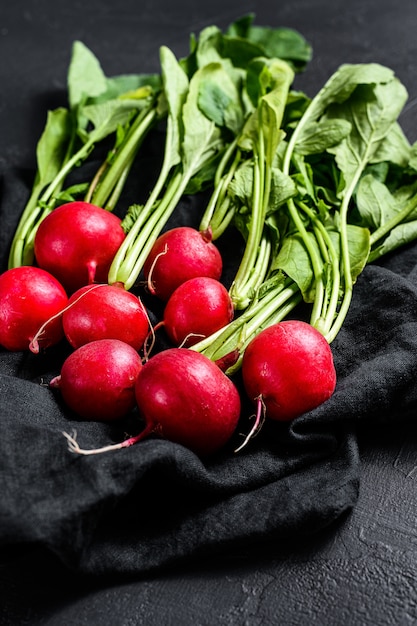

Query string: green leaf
331 225 370 282
120 203 144 232
181 64 224 176
355 173 399 230
36 108 73 187
197 61 245 135
54 182 90 204
409 141 417 172
92 73 161 103
294 118 351 155
308 63 398 119
183 151 224 194
81 99 146 142
228 160 254 208
68 41 108 109
370 220 417 261
193 24 265 70
226 14 312 71
370 122 411 167
283 90 311 129
245 57 293 104
238 58 294 154
327 79 408 190
159 45 190 169
267 167 297 214
271 232 317 301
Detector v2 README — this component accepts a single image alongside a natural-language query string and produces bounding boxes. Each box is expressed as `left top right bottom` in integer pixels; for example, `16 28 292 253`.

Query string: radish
161 276 234 347
64 348 241 457
133 349 241 455
62 283 149 351
144 226 223 301
34 201 126 294
241 320 337 426
0 266 68 352
50 339 142 421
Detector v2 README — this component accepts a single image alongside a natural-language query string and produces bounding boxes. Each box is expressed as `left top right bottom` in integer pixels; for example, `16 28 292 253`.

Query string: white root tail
234 396 266 453
62 430 126 455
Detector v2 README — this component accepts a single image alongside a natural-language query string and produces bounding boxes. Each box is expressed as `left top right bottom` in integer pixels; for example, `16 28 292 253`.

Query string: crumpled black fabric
1 160 417 578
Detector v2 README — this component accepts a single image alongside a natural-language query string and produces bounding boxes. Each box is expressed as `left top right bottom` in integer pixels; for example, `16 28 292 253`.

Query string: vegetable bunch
4 14 417 456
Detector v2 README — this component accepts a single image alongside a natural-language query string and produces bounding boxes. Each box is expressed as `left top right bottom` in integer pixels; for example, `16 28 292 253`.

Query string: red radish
50 339 142 421
64 348 241 457
144 226 223 301
242 320 337 425
133 349 240 455
62 283 149 351
0 266 68 352
34 201 126 294
162 276 234 347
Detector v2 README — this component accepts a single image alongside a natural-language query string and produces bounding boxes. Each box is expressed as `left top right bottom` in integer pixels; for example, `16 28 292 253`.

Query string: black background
2 1 417 624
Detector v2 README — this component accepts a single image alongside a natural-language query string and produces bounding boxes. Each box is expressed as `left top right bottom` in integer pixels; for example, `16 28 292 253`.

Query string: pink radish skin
242 320 337 424
62 283 149 351
51 339 142 421
0 266 68 352
162 277 234 347
134 348 241 456
144 226 223 301
34 201 126 294
64 348 241 457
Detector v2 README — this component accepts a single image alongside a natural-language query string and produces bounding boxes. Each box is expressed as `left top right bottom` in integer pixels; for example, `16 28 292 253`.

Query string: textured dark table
1 1 417 624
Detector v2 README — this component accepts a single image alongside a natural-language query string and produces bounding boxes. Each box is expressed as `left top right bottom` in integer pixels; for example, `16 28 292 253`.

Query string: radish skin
0 266 68 352
34 201 126 294
242 320 337 423
62 283 149 351
144 226 223 301
162 276 234 347
51 339 142 421
133 349 241 455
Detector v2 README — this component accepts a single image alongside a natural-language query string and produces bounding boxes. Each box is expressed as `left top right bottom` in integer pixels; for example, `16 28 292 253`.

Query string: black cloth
1 0 417 616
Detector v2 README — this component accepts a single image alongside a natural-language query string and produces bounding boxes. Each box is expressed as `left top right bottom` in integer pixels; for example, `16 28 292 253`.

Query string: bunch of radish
0 200 337 457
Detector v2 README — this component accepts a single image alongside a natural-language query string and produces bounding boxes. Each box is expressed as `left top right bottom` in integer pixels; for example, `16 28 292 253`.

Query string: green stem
108 114 181 285
192 276 301 364
229 148 265 309
231 236 272 310
285 197 325 326
210 197 236 240
112 169 184 289
91 107 157 209
8 128 77 268
214 137 240 188
296 200 341 337
104 165 132 212
199 144 241 235
84 155 112 204
327 154 368 343
38 136 95 206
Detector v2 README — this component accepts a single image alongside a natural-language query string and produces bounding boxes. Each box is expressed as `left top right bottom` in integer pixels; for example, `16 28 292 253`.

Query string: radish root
63 430 126 455
178 332 206 348
62 427 150 455
146 243 168 295
141 303 158 361
234 395 266 453
29 284 104 353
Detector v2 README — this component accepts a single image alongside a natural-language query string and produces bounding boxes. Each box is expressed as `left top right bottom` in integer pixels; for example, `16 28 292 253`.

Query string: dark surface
1 0 417 624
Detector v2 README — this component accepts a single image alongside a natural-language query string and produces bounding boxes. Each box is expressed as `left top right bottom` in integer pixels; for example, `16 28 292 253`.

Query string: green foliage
10 14 417 364
193 57 417 367
9 40 161 268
